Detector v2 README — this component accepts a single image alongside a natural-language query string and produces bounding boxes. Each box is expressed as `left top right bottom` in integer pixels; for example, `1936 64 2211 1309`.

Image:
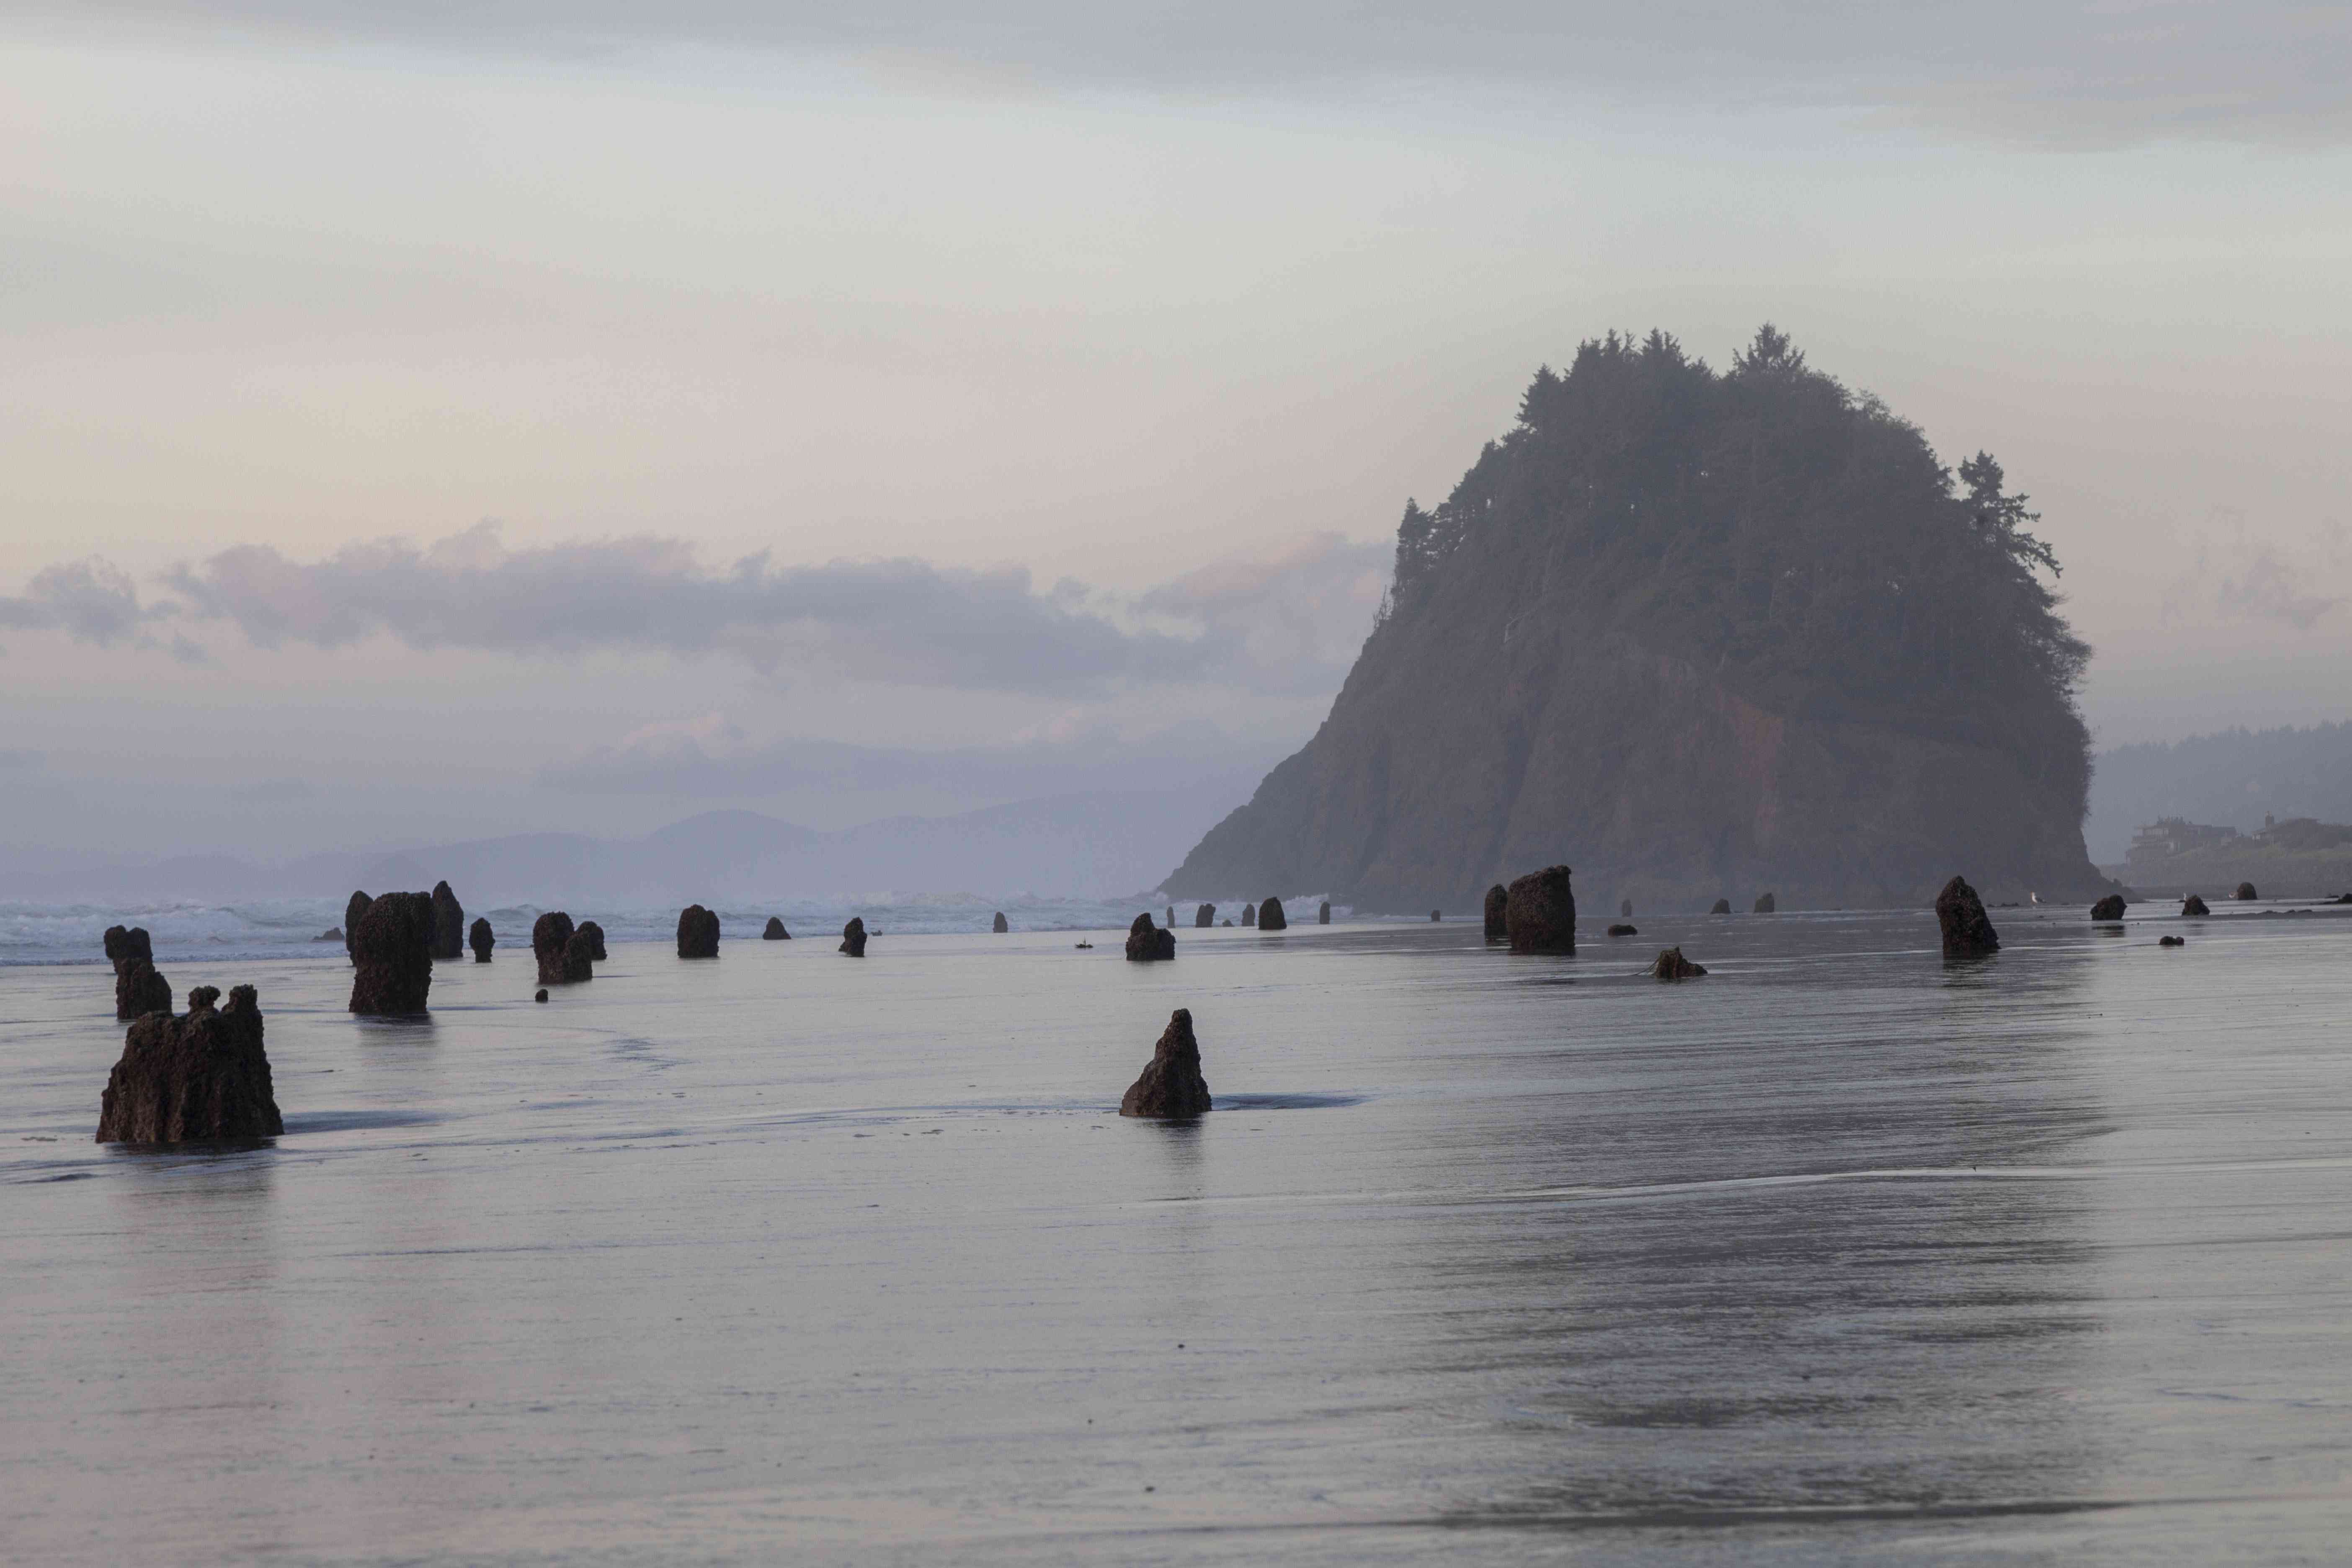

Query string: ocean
6 902 2352 1562
0 894 1271 969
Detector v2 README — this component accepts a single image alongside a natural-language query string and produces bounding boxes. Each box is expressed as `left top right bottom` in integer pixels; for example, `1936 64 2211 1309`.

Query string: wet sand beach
7 909 2352 1563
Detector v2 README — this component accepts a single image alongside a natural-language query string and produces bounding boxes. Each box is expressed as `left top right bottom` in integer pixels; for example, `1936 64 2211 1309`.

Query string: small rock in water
115 957 173 1020
315 927 342 942
1710 898 1733 916
1124 913 1175 962
1429 908 1441 922
763 917 791 939
1194 903 1215 928
2159 935 2185 947
1935 875 2001 958
2091 894 2126 921
1075 940 1093 949
533 912 591 985
676 905 720 959
469 917 494 962
103 925 154 969
1319 900 1331 925
351 892 436 1014
343 892 373 964
1608 923 1638 937
1240 903 1256 928
1119 1008 1212 1118
430 881 465 961
1651 946 1707 979
96 983 280 1143
1753 892 1776 914
1483 885 1509 942
1504 866 1577 954
840 917 868 957
992 911 1008 933
2235 882 2259 901
1258 897 1288 931
2181 894 2210 917
1167 907 1176 927
534 988 549 1003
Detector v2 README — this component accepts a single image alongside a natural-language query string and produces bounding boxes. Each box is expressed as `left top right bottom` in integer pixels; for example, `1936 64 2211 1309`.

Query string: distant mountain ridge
1167 329 2112 910
0 781 1257 903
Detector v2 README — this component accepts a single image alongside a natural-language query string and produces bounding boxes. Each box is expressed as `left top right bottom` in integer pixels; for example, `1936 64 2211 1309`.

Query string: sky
2 2 2348 858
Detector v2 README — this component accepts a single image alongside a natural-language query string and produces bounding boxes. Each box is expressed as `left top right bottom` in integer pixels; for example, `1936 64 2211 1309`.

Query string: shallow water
6 908 2352 1563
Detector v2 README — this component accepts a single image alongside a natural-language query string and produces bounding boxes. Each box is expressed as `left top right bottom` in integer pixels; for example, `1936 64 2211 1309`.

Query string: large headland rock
430 881 465 961
1257 897 1287 931
469 918 495 962
351 892 436 1014
1124 913 1175 962
677 905 720 959
840 917 867 957
1504 865 1577 954
1935 875 2000 958
1157 329 2114 913
343 892 373 964
533 911 593 985
97 983 281 1142
1119 1008 1212 1118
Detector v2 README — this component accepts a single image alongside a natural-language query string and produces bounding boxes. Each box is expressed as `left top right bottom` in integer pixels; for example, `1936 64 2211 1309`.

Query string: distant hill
1167 328 2110 911
0 779 1258 903
2088 722 2352 863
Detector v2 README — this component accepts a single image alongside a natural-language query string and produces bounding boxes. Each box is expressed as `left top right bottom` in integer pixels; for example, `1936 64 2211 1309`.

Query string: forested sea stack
1164 328 2110 910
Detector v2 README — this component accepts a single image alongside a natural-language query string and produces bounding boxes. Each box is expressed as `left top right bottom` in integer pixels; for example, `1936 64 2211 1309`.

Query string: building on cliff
1164 327 2114 913
2125 815 2352 897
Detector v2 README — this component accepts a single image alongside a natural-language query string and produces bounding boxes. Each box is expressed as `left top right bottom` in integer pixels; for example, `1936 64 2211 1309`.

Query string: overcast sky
3 3 2348 856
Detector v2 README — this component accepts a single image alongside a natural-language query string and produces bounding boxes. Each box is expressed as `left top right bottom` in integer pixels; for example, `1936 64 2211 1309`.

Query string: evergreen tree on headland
1166 326 2109 910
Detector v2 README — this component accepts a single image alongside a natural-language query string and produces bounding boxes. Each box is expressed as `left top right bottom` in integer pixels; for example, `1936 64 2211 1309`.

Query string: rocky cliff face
1166 329 2110 912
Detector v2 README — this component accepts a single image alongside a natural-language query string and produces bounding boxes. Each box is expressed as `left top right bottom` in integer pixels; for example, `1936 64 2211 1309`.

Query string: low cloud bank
7 523 1384 701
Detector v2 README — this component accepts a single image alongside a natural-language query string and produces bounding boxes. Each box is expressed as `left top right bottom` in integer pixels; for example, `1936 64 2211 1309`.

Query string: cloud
1137 531 1388 697
148 521 1385 699
2216 546 2344 631
39 1 2352 147
0 559 172 647
167 521 1196 694
534 719 1279 799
